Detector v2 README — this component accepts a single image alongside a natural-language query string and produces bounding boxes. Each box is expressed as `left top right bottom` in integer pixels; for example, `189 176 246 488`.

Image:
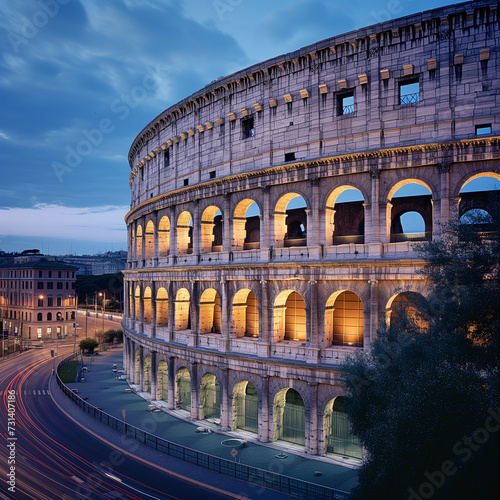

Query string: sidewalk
59 347 358 495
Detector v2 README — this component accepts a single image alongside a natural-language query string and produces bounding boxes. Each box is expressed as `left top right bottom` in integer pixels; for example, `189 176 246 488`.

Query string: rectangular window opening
209 170 216 179
164 149 170 168
183 178 189 186
399 79 420 105
285 152 296 162
242 117 255 139
338 92 354 116
475 124 492 136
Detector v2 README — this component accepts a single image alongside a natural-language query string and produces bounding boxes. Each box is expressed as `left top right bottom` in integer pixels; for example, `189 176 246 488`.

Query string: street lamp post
100 291 105 335
94 291 98 340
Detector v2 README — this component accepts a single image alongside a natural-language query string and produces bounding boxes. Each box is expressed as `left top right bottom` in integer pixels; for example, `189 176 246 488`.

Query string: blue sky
0 0 463 254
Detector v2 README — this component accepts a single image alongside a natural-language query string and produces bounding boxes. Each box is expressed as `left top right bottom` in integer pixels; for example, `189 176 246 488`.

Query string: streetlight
100 291 106 336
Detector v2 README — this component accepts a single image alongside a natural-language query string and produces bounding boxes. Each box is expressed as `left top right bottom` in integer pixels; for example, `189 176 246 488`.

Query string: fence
56 353 350 500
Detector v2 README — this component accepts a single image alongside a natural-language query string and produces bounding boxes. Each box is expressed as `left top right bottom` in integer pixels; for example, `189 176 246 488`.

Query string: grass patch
58 360 79 383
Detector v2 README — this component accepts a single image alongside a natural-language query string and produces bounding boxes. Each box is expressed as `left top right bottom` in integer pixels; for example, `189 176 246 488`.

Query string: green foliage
79 338 99 354
58 360 79 383
76 273 123 310
96 329 123 344
342 209 499 500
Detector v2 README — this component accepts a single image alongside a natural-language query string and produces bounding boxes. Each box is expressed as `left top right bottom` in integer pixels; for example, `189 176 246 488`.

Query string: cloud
0 204 128 243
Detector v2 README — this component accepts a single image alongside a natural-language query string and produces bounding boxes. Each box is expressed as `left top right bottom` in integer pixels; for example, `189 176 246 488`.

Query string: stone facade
123 0 500 458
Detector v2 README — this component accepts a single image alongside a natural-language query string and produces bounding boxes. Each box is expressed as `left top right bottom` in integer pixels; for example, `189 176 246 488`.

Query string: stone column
309 178 321 258
170 206 177 258
168 356 175 410
258 376 270 442
123 336 129 375
138 285 144 334
128 340 135 383
167 281 174 342
369 168 382 253
368 279 379 349
438 162 452 238
307 279 320 364
260 186 271 259
190 363 199 420
140 216 146 262
258 279 270 357
221 369 230 431
220 279 230 351
192 200 200 256
307 383 319 454
153 212 159 261
150 281 157 338
190 280 199 346
223 193 231 253
138 345 144 391
150 351 157 401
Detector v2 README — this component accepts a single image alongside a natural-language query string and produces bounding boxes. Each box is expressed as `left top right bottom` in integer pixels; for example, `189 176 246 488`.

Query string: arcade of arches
126 345 364 458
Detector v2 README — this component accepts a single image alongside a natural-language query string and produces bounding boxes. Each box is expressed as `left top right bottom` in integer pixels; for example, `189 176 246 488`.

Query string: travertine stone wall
123 1 500 457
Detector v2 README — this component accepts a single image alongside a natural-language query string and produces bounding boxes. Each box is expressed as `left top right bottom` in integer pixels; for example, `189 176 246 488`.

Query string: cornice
125 136 500 223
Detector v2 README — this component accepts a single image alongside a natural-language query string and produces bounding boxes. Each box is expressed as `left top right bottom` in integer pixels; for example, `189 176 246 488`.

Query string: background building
122 0 499 459
0 260 78 343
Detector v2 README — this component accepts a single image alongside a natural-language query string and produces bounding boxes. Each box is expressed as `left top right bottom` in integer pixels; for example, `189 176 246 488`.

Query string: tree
342 210 499 500
79 338 98 354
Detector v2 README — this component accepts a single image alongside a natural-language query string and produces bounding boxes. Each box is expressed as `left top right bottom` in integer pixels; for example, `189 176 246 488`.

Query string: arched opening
201 206 223 253
326 291 364 347
157 360 168 401
177 211 193 255
232 381 258 433
156 287 168 327
143 355 151 392
273 388 305 446
274 194 308 248
387 292 430 332
388 182 432 242
134 287 141 321
158 216 170 256
459 174 500 231
326 187 365 245
136 224 143 260
232 289 259 338
199 288 221 334
200 373 221 422
273 291 307 342
143 287 152 324
47 312 52 321
233 200 261 251
175 367 191 411
134 349 140 384
145 220 154 259
175 288 191 331
324 397 363 459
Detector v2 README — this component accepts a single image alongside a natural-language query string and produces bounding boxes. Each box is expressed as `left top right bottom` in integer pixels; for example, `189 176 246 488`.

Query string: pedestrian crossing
0 389 49 397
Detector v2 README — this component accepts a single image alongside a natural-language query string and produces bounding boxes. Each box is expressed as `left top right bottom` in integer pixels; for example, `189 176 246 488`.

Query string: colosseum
123 0 499 460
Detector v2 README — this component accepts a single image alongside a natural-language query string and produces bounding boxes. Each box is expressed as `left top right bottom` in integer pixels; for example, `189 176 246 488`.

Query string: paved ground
58 347 359 495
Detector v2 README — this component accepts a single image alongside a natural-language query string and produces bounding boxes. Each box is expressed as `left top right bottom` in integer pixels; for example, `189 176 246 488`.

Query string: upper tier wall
128 0 499 209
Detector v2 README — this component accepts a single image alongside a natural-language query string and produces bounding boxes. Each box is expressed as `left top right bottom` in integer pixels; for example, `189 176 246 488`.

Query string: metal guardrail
56 353 350 500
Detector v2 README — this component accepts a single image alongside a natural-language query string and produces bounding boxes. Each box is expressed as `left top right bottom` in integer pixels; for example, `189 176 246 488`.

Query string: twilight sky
0 0 457 255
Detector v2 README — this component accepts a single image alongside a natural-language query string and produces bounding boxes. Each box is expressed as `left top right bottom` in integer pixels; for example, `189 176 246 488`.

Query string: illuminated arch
175 367 191 411
274 193 308 248
199 288 221 334
325 186 365 245
176 211 193 255
145 220 154 259
143 355 151 392
273 388 305 446
143 286 152 324
201 206 223 253
136 224 143 260
323 396 362 458
232 289 259 338
232 381 258 433
174 288 190 331
158 216 170 256
325 291 364 347
156 287 168 327
273 290 306 342
134 286 141 321
157 360 168 401
386 291 429 332
199 373 221 421
233 199 261 251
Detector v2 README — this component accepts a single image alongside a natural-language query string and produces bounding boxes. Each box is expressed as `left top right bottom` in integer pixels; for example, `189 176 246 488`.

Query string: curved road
0 347 255 500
